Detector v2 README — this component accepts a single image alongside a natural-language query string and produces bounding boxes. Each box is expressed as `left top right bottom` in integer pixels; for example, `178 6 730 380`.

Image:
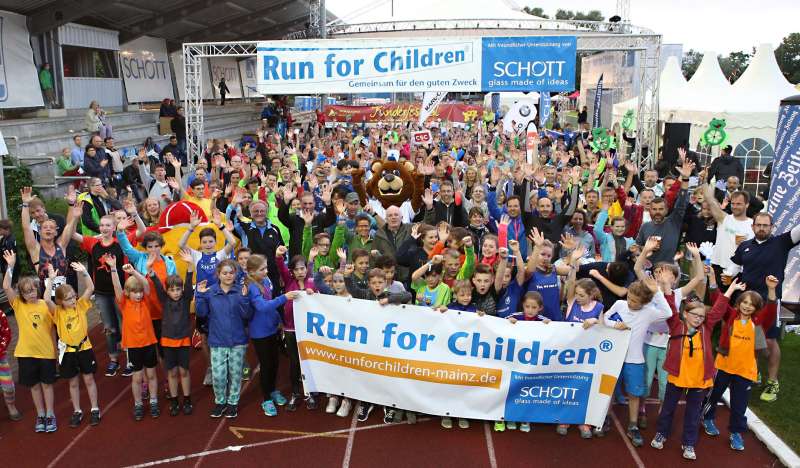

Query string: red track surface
0 324 782 468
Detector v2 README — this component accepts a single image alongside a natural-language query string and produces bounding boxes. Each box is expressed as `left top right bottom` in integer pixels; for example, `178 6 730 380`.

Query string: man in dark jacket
170 107 187 160
423 180 467 227
373 206 412 284
232 200 284 291
82 146 110 184
707 145 744 186
218 78 230 106
277 187 336 259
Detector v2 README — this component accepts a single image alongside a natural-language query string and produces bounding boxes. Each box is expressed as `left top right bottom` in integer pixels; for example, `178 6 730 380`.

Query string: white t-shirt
644 288 682 348
604 290 672 364
711 214 753 272
368 199 417 224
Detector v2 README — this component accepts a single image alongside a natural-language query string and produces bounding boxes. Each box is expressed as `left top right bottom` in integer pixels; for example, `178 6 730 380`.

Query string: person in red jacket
649 280 726 459
702 276 778 452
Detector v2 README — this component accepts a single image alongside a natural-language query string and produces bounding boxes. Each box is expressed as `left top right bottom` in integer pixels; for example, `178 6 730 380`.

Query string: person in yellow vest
78 178 122 236
702 277 778 452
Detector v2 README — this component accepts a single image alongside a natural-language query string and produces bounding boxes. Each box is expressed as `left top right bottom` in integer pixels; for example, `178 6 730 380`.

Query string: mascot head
366 160 416 208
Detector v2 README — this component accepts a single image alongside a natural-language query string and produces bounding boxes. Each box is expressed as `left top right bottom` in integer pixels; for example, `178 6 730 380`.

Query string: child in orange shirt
108 255 160 421
702 277 778 452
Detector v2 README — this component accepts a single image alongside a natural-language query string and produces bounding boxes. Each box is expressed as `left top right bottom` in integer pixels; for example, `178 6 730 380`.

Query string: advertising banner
120 36 173 102
324 103 484 123
295 294 629 426
256 36 575 94
239 57 258 98
592 74 604 128
0 11 44 108
209 57 242 99
768 96 800 302
411 130 432 145
171 51 213 101
539 92 552 126
418 91 448 125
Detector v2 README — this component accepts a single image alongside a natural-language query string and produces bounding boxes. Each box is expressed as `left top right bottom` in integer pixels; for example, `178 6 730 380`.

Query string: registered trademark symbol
599 340 613 352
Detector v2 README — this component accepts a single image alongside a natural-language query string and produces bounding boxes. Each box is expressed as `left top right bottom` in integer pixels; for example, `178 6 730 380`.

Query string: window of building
62 46 119 78
733 137 774 196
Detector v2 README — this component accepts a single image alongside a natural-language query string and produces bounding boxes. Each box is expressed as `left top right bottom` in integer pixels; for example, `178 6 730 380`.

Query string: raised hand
70 262 86 273
211 209 222 226
46 263 56 279
431 254 444 265
103 254 117 268
117 217 133 232
336 247 347 261
70 200 84 218
461 236 473 248
122 263 135 275
166 177 180 190
437 222 450 242
282 184 296 202
145 253 157 270
422 188 434 208
508 239 520 254
570 244 586 263
309 246 319 260
765 275 779 291
2 250 15 268
499 214 510 226
528 227 545 247
642 275 659 293
343 263 355 276
65 186 77 206
189 210 202 229
123 198 138 216
20 186 36 204
685 242 700 257
559 233 578 252
196 280 209 293
334 199 346 216
678 159 695 179
276 245 288 257
178 248 194 264
410 223 421 240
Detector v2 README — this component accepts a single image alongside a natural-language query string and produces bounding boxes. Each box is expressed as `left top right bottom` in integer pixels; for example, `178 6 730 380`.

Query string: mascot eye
392 170 400 176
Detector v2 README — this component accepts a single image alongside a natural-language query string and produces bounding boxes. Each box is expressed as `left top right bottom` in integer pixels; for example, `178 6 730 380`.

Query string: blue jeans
95 293 122 359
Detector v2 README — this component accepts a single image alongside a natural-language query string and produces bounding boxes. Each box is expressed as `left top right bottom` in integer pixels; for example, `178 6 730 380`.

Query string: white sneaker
336 398 352 418
326 396 339 414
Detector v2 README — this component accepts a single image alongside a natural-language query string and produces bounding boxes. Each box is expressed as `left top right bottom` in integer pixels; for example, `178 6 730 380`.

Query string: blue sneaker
34 416 46 433
730 432 745 451
45 415 57 433
261 400 278 417
703 419 720 436
270 390 287 406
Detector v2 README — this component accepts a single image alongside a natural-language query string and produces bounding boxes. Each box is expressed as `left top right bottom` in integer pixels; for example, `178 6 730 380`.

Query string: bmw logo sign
519 105 531 117
599 340 613 352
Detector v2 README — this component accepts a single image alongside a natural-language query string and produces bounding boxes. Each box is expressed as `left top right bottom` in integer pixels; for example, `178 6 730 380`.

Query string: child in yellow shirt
44 262 101 428
3 251 56 433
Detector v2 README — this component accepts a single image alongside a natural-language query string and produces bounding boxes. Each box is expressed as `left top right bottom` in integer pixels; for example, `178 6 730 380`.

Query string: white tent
729 43 797 112
612 56 690 123
613 45 796 152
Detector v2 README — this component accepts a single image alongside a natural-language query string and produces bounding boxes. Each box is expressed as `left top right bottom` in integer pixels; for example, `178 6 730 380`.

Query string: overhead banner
325 103 484 123
209 57 242 99
120 36 173 102
256 36 576 94
418 91 448 125
295 294 629 426
0 11 45 108
768 96 800 303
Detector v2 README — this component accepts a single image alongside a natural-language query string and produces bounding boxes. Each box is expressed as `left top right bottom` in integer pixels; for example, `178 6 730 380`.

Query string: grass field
750 332 800 453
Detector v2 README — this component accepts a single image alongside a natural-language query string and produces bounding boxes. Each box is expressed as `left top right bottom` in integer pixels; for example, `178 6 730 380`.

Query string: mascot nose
384 174 395 182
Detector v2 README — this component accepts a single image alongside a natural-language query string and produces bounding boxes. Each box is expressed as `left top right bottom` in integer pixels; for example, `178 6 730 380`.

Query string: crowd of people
0 110 797 461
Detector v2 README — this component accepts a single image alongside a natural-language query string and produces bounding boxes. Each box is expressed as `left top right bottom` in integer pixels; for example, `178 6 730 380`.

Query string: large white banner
0 11 44 108
120 36 173 102
209 57 242 99
171 51 213 101
239 57 258 98
256 36 577 95
295 294 629 426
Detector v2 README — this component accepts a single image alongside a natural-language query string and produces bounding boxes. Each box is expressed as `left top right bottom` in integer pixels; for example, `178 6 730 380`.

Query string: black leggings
284 331 302 395
252 335 280 401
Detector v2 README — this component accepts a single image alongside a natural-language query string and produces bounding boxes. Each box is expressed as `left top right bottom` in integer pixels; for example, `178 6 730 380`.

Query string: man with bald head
374 205 412 284
232 199 285 289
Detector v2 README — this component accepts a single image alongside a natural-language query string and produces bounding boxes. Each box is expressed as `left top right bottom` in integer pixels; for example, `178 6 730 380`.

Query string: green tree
555 9 575 20
574 10 604 21
720 50 751 83
775 33 800 84
522 6 549 18
682 49 703 80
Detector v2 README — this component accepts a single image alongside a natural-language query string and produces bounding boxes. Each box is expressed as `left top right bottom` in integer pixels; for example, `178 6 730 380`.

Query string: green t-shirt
413 281 451 307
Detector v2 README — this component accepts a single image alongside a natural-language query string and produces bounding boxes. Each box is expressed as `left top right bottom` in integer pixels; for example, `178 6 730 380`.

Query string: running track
0 325 782 467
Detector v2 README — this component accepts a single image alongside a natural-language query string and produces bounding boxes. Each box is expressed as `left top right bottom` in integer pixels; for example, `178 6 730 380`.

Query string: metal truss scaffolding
183 18 660 170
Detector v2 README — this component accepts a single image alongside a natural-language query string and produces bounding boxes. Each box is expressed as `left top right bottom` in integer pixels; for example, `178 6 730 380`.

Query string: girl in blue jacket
195 259 252 419
245 254 302 417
